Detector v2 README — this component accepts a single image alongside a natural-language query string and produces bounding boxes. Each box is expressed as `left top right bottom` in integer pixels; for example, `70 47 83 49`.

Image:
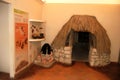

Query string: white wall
46 0 120 4
0 1 10 73
13 0 44 20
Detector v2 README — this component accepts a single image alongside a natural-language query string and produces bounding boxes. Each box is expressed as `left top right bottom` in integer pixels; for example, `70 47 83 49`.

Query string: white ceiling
44 0 120 4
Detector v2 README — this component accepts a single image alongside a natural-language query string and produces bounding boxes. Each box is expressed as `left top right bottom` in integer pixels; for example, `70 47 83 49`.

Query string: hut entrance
72 32 90 61
65 29 96 62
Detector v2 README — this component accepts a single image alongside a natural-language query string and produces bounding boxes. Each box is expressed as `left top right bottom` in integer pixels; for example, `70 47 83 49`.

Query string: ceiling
44 0 120 4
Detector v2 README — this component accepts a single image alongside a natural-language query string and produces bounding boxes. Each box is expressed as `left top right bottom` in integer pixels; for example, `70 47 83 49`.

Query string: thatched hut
52 15 111 66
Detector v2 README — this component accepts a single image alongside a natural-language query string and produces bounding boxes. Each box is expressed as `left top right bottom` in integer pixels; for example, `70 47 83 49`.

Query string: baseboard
13 63 33 80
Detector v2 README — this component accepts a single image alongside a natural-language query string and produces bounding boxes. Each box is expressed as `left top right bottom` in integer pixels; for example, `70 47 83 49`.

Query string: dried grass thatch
52 15 111 54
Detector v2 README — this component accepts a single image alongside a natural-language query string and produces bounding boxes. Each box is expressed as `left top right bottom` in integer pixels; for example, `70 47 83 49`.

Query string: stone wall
54 46 72 64
89 48 110 67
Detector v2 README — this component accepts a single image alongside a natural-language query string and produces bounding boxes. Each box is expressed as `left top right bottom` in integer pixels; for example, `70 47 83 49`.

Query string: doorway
72 32 90 62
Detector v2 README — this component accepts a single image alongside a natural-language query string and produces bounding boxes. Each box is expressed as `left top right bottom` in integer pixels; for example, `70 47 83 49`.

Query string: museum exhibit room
0 0 120 80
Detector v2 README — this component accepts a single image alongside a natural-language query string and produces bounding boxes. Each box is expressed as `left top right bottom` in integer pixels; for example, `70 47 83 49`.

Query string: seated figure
41 52 53 64
40 43 54 64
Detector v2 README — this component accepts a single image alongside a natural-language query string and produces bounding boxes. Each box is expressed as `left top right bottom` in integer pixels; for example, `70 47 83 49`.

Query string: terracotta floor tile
13 62 120 80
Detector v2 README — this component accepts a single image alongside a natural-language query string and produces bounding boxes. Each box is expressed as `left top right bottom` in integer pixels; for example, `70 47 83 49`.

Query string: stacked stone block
54 46 72 64
89 48 110 67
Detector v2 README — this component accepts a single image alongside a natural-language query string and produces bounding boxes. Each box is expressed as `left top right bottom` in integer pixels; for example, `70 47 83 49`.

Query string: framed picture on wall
14 9 29 73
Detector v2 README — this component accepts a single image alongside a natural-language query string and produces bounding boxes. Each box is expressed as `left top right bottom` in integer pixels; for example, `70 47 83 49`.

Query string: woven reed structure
52 15 111 55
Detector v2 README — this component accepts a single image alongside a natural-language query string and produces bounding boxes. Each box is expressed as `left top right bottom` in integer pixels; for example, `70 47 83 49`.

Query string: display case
29 19 45 42
28 19 45 63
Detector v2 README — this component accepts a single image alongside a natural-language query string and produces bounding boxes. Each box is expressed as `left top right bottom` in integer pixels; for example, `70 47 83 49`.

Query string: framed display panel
14 9 29 73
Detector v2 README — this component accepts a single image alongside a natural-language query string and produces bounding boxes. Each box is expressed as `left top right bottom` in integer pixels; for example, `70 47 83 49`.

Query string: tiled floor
0 62 120 80
17 62 120 80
